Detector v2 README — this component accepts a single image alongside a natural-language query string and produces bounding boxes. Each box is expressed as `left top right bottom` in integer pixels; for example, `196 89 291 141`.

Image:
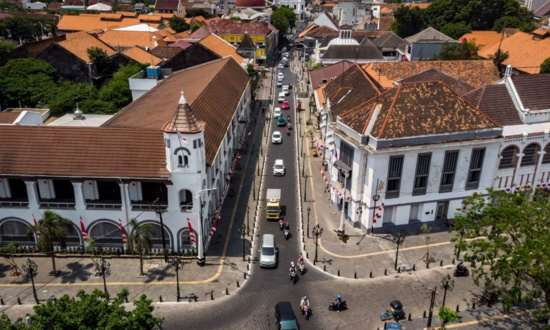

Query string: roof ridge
377 85 401 139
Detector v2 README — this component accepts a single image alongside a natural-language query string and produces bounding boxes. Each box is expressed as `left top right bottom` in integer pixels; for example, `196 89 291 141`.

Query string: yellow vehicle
266 189 281 220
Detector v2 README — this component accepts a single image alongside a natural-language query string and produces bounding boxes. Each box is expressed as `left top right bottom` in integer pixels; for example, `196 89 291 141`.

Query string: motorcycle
328 300 347 312
379 300 405 321
284 227 289 240
286 128 291 136
289 270 298 284
454 262 469 277
299 262 305 274
301 305 310 319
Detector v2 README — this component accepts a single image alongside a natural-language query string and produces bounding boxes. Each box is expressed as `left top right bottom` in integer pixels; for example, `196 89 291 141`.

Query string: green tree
87 47 111 73
541 57 550 73
99 63 143 110
168 16 190 33
433 40 482 60
48 81 101 116
271 10 289 36
1 289 163 329
247 63 259 100
185 8 212 19
229 16 241 20
437 306 460 330
440 22 471 39
128 218 155 277
0 58 59 109
191 24 200 33
489 48 509 72
1 16 35 40
452 188 550 310
392 6 426 38
0 40 17 58
277 6 296 29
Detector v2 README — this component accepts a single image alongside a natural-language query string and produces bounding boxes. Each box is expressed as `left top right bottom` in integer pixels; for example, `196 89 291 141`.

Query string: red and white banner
187 218 197 246
119 218 128 244
209 222 217 237
80 217 88 242
32 214 40 239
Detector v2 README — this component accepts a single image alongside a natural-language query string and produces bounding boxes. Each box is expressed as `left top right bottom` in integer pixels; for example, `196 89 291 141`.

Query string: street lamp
195 188 217 266
170 257 184 302
392 231 405 271
22 259 39 304
427 287 438 328
312 224 323 263
440 274 455 307
307 207 311 238
371 194 380 235
337 170 349 237
238 224 246 261
246 205 250 235
98 257 110 296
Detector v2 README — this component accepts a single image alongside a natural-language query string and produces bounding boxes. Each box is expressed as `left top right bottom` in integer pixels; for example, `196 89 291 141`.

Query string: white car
278 63 284 69
271 131 282 144
273 107 281 118
273 159 285 176
278 92 285 103
278 72 284 80
276 79 284 87
282 85 289 95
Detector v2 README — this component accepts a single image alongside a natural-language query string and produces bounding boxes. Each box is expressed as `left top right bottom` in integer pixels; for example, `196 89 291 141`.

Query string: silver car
259 234 277 268
272 131 282 144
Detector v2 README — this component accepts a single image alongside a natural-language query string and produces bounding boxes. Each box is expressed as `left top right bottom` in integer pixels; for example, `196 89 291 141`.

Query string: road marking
304 139 484 259
444 310 533 329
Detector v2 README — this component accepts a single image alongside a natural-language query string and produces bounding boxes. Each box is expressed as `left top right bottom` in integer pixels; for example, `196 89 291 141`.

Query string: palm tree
28 210 73 276
127 218 155 276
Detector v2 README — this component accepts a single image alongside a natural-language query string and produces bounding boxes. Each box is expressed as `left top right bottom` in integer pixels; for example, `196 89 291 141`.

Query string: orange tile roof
163 35 177 42
138 14 163 22
193 15 206 22
199 34 244 64
205 17 220 24
299 23 317 37
173 31 190 38
57 15 145 32
479 31 550 74
155 13 176 18
380 7 392 14
460 31 504 49
64 31 90 40
123 46 163 65
99 30 166 49
165 27 176 34
58 33 116 63
117 11 138 17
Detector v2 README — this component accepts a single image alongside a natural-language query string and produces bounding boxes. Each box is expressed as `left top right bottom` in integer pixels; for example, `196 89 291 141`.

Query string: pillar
511 153 524 187
24 181 39 209
72 182 85 211
533 151 546 187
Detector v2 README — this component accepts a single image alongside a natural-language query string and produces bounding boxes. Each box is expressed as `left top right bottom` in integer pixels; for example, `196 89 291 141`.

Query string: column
511 153 524 187
24 181 39 209
72 182 85 211
533 151 546 187
119 183 130 252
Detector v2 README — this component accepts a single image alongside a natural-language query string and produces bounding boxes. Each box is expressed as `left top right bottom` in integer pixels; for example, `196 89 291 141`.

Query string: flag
80 217 88 242
177 132 188 144
187 218 196 245
119 219 128 244
209 222 217 237
32 214 40 239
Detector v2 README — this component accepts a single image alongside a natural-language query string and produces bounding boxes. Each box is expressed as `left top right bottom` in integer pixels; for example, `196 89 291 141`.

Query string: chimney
505 65 513 78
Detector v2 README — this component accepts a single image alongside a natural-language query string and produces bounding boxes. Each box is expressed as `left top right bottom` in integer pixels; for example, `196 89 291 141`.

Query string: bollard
211 292 214 300
337 270 340 276
248 257 251 263
247 264 250 271
323 265 326 272
159 295 163 302
427 262 430 269
244 273 247 279
313 259 316 265
408 313 412 321
226 288 229 295
302 237 304 243
18 297 21 305
413 264 416 271
456 304 460 312
423 310 426 318
384 269 387 275
369 271 373 278
472 302 476 309
0 297 3 305
440 260 444 267
237 280 240 288
452 258 455 265
354 272 357 279
398 267 401 273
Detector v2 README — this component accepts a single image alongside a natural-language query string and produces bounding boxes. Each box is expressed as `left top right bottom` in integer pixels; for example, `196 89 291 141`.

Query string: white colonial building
0 57 251 258
318 64 550 231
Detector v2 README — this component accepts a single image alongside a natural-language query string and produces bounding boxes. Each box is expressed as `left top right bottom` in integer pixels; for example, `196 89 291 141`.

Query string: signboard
385 323 402 330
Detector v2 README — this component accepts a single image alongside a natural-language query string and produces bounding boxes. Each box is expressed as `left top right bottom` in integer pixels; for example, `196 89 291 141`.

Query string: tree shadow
60 261 95 283
143 264 174 283
0 262 13 278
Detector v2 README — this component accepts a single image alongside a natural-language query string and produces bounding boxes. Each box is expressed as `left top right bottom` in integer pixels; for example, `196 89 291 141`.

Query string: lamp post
371 194 380 235
440 274 455 307
246 205 250 235
98 257 110 296
195 188 217 266
312 224 323 263
170 257 184 302
22 259 39 304
238 224 246 261
304 174 308 201
392 231 405 271
427 287 438 328
307 207 311 238
337 170 349 237
155 201 168 263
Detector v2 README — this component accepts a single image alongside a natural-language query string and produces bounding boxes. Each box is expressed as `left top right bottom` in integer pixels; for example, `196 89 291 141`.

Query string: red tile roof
205 19 276 36
0 126 169 178
154 0 178 11
0 112 20 124
103 57 249 165
236 0 265 7
463 85 522 126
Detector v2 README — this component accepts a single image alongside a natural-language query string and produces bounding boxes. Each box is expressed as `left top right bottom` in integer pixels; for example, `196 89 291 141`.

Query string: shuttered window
499 146 518 169
466 148 485 190
413 153 431 196
521 144 539 166
386 155 404 199
440 150 459 193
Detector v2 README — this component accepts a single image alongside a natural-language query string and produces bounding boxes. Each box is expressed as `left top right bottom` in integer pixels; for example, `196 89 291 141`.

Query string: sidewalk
293 83 462 280
0 68 276 320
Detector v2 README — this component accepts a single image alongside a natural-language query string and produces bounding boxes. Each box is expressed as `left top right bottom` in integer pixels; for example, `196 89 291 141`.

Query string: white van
259 234 277 268
278 92 285 102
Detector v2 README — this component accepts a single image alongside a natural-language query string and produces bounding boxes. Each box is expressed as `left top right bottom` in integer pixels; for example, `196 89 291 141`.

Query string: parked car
273 159 285 176
278 63 284 70
272 131 282 144
275 301 299 330
260 234 277 268
277 79 284 87
278 92 285 103
277 116 287 126
273 107 281 118
282 100 290 110
278 72 284 80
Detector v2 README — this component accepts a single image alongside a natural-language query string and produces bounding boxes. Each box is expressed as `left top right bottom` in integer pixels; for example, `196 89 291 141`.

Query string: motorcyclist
297 253 305 266
333 294 342 311
279 218 284 230
289 262 297 274
300 295 310 312
286 128 290 136
457 261 465 271
283 221 289 231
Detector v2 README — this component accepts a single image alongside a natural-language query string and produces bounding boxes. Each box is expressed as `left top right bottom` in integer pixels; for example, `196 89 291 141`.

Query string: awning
333 159 351 173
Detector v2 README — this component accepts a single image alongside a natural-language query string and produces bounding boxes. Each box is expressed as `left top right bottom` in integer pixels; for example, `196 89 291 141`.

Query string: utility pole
337 171 349 237
307 207 311 238
22 259 39 304
304 174 308 201
456 230 464 260
427 287 438 328
392 231 405 271
440 274 455 307
246 205 250 235
170 257 183 302
195 188 217 266
371 190 380 235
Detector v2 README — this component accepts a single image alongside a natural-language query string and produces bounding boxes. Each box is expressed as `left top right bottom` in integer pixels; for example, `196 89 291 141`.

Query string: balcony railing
86 199 123 210
386 191 400 199
0 198 29 208
131 201 168 211
39 199 76 209
180 203 193 212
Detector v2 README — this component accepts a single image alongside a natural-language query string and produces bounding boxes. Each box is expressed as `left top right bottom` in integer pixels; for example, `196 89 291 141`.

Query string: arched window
178 155 189 168
180 229 196 249
542 144 550 164
60 224 81 245
141 223 171 249
521 144 540 167
89 221 123 247
0 219 34 243
499 146 519 169
179 189 193 212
